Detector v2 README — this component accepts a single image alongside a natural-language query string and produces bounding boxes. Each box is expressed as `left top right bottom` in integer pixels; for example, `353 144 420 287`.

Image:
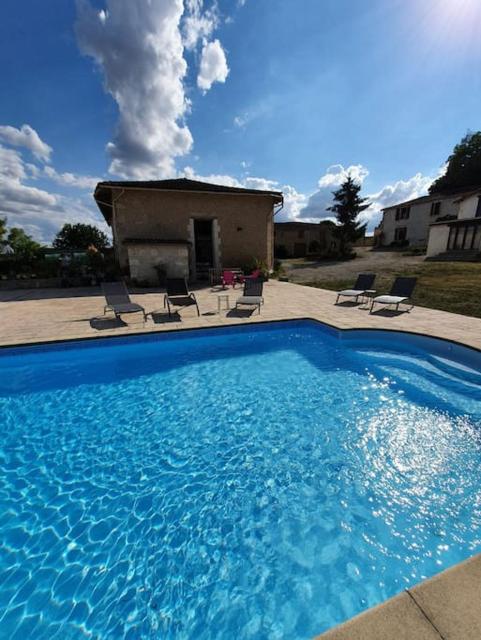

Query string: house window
476 197 481 218
396 206 410 220
448 223 481 250
394 227 407 242
430 201 441 216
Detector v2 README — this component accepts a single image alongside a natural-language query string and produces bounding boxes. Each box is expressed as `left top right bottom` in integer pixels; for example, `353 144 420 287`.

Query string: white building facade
377 193 460 247
377 188 481 259
426 191 481 258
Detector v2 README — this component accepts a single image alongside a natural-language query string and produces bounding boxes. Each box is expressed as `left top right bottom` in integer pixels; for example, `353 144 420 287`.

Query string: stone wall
111 189 276 273
126 243 189 285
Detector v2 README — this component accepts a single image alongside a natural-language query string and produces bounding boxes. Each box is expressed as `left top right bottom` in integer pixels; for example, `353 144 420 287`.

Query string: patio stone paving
1 280 481 349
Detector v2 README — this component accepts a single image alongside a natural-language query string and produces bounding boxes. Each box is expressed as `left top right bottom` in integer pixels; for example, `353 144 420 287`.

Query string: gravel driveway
282 247 425 283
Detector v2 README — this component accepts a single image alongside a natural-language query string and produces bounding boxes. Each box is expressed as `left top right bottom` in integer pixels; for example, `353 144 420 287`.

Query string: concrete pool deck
317 554 481 640
1 279 481 639
1 280 481 350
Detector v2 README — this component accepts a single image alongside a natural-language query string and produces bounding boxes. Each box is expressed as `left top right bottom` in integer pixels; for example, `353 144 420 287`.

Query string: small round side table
217 293 230 313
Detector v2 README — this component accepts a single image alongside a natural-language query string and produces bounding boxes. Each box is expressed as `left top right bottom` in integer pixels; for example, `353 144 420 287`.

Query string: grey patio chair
335 273 376 304
235 278 264 314
370 277 417 314
164 278 200 317
102 281 147 320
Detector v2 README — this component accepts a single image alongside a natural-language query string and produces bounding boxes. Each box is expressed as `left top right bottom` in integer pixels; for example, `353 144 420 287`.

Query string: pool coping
1 314 481 638
1 314 481 357
316 553 481 639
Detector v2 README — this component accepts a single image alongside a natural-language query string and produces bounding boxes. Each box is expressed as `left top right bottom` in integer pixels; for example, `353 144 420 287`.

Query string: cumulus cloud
0 143 107 243
363 172 435 229
183 0 219 50
284 163 437 231
277 185 308 221
299 164 369 220
197 39 229 92
0 124 52 162
43 166 99 190
183 165 280 191
76 0 193 179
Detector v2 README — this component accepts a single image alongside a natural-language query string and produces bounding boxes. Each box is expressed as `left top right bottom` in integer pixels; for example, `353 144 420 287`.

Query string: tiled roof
382 185 481 211
94 178 283 223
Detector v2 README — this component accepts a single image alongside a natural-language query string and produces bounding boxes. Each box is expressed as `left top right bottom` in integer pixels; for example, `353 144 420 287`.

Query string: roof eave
94 182 283 201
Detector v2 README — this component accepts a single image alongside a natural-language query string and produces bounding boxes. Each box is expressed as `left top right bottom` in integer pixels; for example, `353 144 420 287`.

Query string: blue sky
1 0 481 241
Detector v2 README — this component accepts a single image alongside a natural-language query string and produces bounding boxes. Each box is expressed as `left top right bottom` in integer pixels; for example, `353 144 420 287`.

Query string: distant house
274 221 338 258
427 189 481 259
376 191 469 248
93 178 283 283
374 188 480 252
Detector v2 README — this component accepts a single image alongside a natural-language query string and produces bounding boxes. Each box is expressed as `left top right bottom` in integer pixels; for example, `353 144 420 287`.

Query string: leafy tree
430 131 481 194
53 223 110 250
0 217 7 248
327 176 369 256
7 227 41 262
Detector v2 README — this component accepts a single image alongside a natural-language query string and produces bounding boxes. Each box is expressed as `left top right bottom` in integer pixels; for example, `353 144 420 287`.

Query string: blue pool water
1 320 481 639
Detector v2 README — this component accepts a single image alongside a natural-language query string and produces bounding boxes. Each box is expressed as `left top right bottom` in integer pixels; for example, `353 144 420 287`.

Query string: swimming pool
1 320 480 639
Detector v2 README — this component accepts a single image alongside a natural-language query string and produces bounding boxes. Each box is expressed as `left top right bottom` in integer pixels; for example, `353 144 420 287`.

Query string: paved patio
1 280 481 349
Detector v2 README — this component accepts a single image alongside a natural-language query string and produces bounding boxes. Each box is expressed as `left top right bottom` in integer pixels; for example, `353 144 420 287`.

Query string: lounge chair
222 270 237 289
102 281 147 321
164 278 200 317
335 273 376 304
235 278 264 314
370 277 417 314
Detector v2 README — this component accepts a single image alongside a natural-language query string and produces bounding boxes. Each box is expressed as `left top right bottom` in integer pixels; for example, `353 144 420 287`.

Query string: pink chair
222 270 237 289
245 269 261 280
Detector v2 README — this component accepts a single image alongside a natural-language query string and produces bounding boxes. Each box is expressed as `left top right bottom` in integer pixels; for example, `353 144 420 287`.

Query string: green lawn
302 262 481 319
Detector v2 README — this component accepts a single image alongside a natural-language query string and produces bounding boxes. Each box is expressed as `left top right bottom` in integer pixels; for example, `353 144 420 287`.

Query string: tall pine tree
328 176 369 257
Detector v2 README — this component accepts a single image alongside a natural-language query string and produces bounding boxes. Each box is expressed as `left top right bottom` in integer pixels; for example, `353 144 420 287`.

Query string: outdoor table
217 293 230 313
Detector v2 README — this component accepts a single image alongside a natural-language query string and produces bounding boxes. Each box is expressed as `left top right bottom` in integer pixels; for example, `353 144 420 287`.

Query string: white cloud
76 0 193 179
0 143 107 243
299 164 369 220
197 39 229 92
183 166 281 191
234 113 249 128
282 164 438 231
183 165 242 187
363 172 435 229
0 124 52 162
232 99 274 130
183 0 219 50
277 185 308 221
43 166 99 190
317 163 369 188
